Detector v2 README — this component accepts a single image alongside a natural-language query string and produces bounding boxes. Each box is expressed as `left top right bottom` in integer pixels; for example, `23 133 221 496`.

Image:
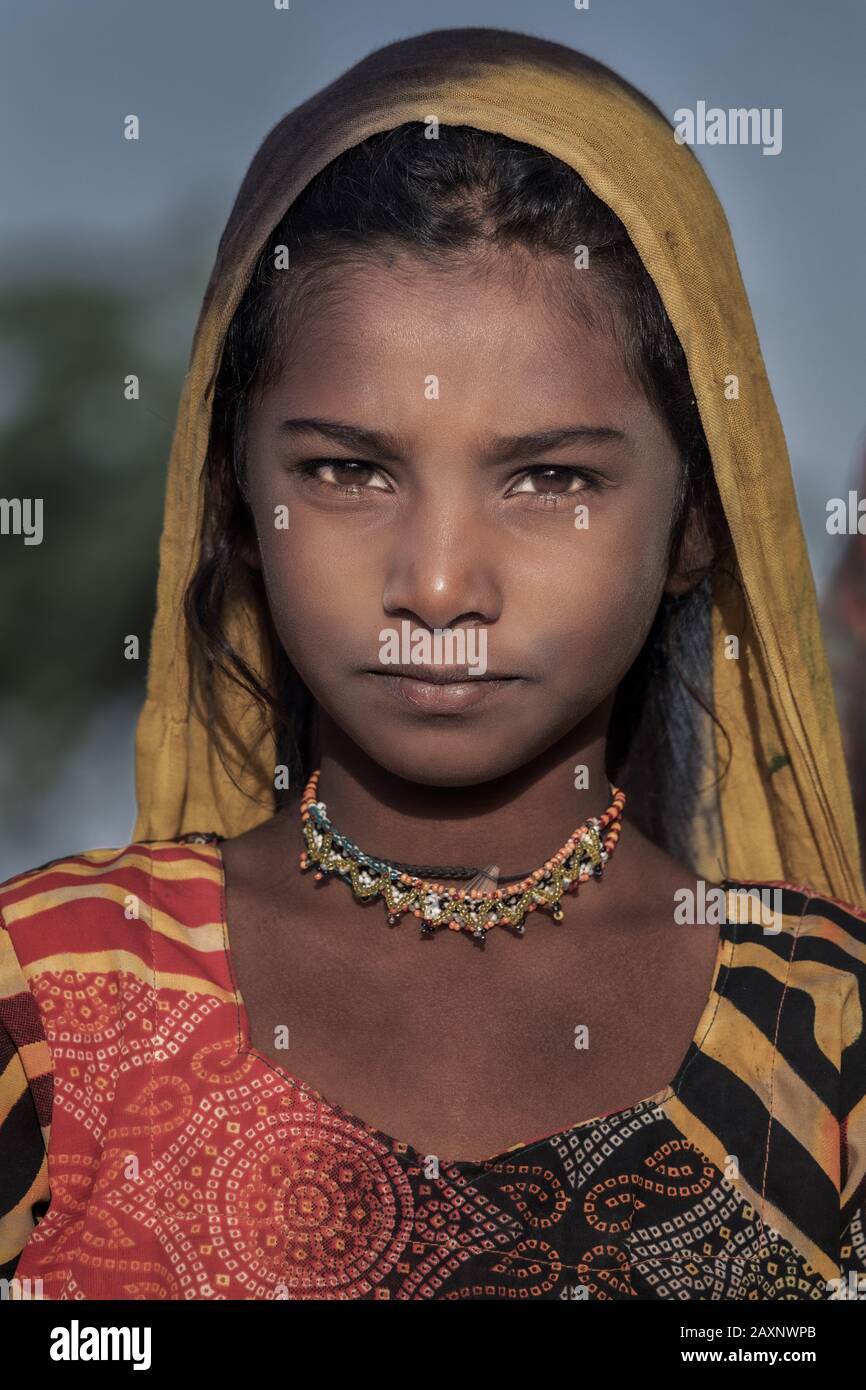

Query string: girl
2 27 865 1301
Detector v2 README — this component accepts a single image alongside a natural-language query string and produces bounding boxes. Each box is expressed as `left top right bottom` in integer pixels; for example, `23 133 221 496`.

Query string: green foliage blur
0 223 214 842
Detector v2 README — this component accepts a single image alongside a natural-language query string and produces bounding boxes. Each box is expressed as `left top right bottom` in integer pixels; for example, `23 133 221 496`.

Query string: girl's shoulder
0 835 226 990
720 876 866 1119
719 877 866 1023
0 834 224 920
722 875 866 940
0 833 229 1070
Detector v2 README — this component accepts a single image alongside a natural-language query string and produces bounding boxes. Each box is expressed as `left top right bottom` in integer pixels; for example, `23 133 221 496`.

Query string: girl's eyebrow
488 424 628 461
276 417 408 461
275 416 628 462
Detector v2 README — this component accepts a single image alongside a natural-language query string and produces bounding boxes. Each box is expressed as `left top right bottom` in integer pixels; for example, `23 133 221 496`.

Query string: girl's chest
224 887 721 1162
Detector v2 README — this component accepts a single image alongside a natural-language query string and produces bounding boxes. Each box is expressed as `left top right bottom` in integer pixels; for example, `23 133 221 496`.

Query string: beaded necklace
299 769 626 943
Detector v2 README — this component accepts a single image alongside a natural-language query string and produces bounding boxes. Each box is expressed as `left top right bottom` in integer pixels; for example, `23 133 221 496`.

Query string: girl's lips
371 672 519 713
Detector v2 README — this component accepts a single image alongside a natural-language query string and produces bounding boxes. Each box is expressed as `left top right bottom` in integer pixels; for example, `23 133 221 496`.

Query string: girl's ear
663 504 714 597
238 528 262 572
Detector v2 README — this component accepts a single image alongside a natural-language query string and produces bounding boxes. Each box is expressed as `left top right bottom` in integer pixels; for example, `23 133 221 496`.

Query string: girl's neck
307 702 617 878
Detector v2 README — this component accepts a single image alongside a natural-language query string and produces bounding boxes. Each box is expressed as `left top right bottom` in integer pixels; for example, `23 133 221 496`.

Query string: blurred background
1 0 864 877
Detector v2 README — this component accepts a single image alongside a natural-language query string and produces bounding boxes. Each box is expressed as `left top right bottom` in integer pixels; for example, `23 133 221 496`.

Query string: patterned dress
1 838 864 1300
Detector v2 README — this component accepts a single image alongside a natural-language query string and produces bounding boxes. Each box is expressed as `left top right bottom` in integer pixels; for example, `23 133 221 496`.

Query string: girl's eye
508 465 601 500
291 458 605 503
295 458 391 494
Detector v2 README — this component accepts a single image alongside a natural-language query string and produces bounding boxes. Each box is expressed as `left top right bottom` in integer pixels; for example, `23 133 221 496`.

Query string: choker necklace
299 769 626 943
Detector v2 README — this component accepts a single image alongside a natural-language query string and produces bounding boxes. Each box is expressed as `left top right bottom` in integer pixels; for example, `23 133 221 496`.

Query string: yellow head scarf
132 26 865 907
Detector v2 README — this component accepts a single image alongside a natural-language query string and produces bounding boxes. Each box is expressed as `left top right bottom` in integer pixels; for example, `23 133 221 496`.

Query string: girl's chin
343 736 536 789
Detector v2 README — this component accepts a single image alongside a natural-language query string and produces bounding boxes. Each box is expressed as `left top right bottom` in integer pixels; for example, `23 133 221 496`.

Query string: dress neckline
204 837 738 1169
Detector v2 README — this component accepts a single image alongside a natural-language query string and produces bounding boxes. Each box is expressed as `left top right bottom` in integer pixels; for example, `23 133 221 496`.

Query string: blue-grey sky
3 0 864 586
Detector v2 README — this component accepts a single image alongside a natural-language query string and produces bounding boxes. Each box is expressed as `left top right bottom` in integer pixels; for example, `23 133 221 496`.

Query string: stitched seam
737 879 866 924
758 886 813 1241
842 1161 866 1233
216 844 246 1057
723 893 772 1253
666 889 738 1104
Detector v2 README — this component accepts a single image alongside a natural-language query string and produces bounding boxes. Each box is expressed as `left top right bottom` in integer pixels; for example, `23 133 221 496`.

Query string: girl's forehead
255 253 635 398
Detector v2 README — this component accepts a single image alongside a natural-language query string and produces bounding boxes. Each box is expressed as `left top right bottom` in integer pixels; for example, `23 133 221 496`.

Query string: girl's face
244 252 685 787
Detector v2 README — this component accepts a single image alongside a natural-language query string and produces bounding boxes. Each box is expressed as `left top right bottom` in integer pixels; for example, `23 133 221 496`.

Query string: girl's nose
380 502 502 632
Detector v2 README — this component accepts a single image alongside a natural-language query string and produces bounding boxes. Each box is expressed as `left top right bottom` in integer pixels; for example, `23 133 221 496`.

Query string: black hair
185 122 736 865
